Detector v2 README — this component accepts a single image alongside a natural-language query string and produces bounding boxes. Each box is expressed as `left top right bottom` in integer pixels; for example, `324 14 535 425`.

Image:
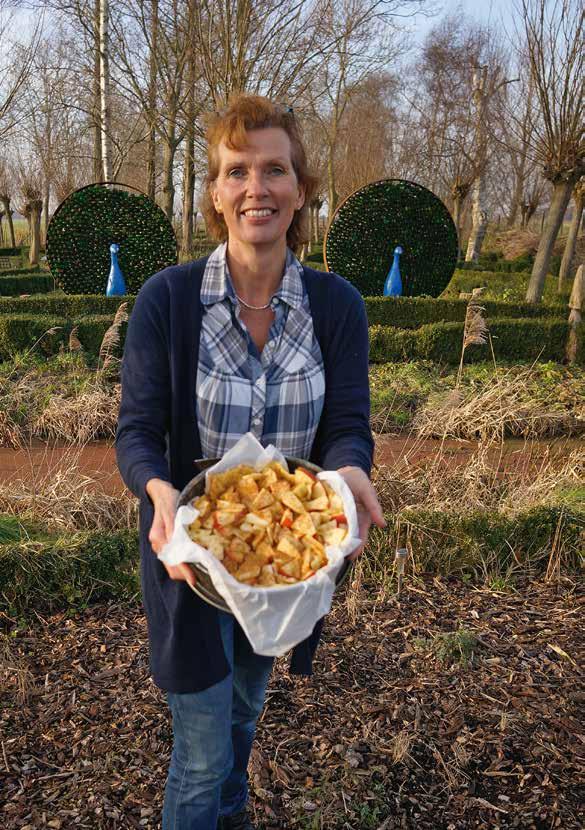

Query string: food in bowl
187 462 348 586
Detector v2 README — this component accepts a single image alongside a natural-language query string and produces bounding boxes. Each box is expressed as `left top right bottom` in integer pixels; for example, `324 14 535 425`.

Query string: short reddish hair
201 95 318 252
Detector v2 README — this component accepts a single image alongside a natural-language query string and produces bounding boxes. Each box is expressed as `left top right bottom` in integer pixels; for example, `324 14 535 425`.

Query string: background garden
1 0 584 828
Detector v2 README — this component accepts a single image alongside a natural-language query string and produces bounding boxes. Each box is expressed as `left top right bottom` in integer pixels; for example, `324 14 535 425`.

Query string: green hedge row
0 247 22 257
369 505 584 575
0 314 120 360
0 291 567 330
0 530 139 616
0 294 136 316
0 272 53 295
0 313 582 364
369 318 583 365
364 295 565 328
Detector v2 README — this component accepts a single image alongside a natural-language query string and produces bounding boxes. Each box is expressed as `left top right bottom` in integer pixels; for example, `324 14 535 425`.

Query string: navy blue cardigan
115 258 373 693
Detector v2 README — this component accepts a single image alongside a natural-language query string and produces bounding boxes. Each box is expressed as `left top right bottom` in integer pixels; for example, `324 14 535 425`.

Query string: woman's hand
337 466 385 562
146 478 196 587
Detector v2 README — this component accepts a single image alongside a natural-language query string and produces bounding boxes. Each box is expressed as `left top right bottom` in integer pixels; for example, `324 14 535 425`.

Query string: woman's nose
245 169 269 197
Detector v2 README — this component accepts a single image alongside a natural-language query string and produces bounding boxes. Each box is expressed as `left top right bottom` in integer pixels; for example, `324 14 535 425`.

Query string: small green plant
414 628 479 666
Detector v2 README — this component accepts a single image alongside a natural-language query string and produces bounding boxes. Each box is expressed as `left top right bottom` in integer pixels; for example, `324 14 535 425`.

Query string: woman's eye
270 167 285 175
227 168 244 177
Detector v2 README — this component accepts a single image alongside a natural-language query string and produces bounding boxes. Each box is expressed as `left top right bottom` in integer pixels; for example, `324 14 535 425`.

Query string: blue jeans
162 611 274 830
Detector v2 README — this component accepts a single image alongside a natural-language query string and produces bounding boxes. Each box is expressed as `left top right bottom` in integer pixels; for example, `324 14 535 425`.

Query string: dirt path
1 578 583 829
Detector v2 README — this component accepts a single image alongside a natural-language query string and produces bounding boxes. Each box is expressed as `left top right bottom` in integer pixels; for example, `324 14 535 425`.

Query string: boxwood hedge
0 272 52 295
369 318 582 364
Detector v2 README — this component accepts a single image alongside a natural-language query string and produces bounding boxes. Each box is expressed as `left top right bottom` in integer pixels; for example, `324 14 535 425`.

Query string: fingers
162 561 197 587
359 482 386 528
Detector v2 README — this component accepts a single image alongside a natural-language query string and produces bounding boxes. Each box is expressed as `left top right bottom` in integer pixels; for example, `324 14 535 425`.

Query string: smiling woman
115 94 384 830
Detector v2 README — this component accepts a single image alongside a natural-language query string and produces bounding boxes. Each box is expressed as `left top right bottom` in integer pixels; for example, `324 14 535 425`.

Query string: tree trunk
465 67 489 263
465 175 488 261
100 0 113 182
42 178 50 247
452 195 464 260
507 172 524 227
327 144 338 224
526 179 573 303
181 37 196 259
181 135 195 257
558 190 584 291
1 197 16 247
27 200 43 265
147 0 158 200
93 0 103 182
161 137 176 221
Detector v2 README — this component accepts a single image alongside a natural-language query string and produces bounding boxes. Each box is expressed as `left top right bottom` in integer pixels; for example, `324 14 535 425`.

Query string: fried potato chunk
185 461 349 587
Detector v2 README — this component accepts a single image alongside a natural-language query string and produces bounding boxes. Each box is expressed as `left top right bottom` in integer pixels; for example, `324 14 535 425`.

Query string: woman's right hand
145 478 196 587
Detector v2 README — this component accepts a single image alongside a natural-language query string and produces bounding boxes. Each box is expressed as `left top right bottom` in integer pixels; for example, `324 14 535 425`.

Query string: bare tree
516 0 584 303
0 2 43 139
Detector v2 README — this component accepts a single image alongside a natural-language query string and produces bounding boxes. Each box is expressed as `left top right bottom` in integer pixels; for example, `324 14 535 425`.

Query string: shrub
0 247 22 257
0 315 67 360
364 295 565 328
0 272 51 294
0 530 139 616
0 294 136 317
369 318 581 365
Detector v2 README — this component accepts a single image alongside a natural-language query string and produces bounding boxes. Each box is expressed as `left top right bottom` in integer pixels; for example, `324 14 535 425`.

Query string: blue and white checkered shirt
196 243 325 459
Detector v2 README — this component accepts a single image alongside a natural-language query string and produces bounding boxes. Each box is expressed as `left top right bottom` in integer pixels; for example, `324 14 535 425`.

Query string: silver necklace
235 292 273 311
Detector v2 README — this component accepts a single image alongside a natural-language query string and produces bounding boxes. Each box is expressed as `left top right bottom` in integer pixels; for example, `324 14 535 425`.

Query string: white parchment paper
158 433 361 656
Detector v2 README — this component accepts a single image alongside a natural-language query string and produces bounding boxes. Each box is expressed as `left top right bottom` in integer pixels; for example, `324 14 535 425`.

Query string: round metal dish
178 457 353 613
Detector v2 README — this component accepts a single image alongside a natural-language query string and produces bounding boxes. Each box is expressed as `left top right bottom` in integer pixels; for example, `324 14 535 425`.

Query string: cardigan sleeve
115 273 173 500
314 279 373 475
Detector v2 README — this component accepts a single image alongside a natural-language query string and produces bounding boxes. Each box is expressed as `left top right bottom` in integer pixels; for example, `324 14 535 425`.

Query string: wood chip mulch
1 577 583 829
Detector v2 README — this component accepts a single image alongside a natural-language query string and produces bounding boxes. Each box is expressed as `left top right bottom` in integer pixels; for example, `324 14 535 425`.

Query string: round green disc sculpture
46 183 177 295
324 179 458 297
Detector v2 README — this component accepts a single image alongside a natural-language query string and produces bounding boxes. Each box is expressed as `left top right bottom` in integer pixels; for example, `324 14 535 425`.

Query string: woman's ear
296 183 306 211
210 183 222 213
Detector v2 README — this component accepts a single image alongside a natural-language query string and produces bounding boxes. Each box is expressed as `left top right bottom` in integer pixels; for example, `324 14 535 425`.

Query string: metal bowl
178 457 353 613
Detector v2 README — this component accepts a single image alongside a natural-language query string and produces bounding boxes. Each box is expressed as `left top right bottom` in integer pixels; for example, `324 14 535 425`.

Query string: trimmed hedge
0 247 22 257
0 313 130 361
0 530 139 616
0 294 136 316
369 318 583 364
0 272 54 295
364 295 566 328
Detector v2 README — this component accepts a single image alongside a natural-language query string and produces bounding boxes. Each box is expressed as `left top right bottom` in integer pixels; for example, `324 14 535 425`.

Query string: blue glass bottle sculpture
106 243 126 296
383 245 403 296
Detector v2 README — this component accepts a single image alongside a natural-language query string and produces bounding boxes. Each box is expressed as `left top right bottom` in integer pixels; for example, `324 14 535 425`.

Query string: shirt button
252 417 262 426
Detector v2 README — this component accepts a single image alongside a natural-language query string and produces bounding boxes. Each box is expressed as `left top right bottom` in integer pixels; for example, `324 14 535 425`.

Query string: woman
116 95 385 830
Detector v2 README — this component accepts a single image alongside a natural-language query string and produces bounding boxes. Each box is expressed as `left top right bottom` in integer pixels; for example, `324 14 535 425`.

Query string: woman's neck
226 239 287 304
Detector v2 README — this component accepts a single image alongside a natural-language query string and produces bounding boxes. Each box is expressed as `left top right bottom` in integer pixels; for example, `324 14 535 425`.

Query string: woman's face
210 127 305 252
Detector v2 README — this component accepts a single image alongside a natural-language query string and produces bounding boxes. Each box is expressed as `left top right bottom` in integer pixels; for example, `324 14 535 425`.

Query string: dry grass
496 228 540 260
413 364 585 441
372 437 584 516
32 384 121 444
0 445 137 534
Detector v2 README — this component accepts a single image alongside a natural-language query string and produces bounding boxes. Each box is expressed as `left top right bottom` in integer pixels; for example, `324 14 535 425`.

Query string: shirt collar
201 242 304 310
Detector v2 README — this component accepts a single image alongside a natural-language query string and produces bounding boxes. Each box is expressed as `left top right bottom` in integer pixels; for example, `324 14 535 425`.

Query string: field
0 242 583 829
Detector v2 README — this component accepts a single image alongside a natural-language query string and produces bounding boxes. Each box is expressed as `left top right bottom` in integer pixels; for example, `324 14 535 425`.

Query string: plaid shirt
196 243 325 459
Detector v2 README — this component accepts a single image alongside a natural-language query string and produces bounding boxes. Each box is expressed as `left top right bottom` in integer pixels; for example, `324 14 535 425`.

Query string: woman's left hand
337 466 385 561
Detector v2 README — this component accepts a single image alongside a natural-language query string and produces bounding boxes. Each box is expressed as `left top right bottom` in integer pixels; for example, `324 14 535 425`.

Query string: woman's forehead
218 127 293 163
